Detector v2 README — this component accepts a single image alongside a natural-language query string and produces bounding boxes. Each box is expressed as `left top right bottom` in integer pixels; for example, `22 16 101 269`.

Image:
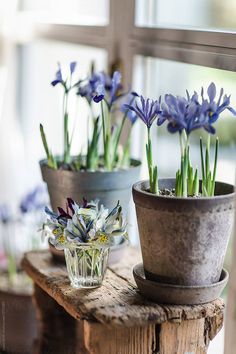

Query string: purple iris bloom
124 95 161 128
157 94 189 133
120 92 139 125
156 84 233 135
93 82 106 103
0 204 11 224
77 72 104 103
51 61 77 87
156 94 210 134
20 186 47 214
51 64 63 86
92 70 125 108
201 82 236 124
109 71 122 105
70 62 77 74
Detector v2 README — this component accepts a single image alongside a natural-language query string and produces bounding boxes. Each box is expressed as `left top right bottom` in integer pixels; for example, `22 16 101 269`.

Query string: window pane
21 0 109 25
132 55 236 185
135 0 236 30
19 40 107 186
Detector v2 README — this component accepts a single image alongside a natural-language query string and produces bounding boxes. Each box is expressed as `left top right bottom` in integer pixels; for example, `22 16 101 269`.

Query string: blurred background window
136 0 236 30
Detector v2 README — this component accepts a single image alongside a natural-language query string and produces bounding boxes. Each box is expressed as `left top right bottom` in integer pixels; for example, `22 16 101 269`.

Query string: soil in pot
0 272 38 354
133 178 234 287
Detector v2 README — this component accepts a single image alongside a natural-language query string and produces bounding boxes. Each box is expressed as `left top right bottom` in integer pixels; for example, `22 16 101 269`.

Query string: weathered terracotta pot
40 158 141 214
0 278 38 353
133 178 235 286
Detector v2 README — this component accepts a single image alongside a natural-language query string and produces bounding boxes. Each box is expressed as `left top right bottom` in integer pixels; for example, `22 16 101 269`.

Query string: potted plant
39 63 141 224
42 198 127 288
0 186 47 353
125 83 235 302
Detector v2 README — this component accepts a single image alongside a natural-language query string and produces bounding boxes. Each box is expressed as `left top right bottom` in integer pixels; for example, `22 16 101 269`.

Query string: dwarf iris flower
125 95 161 194
41 61 79 167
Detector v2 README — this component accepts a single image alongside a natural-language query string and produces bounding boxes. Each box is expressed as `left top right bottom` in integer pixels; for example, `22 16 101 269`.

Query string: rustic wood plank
33 284 76 354
22 249 225 329
76 320 157 354
160 314 223 354
160 319 207 354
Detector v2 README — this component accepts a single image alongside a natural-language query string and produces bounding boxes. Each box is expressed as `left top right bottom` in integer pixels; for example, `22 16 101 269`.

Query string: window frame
17 0 236 79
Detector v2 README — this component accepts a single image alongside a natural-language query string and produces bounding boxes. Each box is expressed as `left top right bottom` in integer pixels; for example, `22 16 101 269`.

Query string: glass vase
64 245 110 289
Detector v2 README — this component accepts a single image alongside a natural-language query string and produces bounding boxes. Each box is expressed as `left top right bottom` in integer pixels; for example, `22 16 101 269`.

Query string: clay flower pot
40 158 141 214
133 178 234 286
0 273 38 354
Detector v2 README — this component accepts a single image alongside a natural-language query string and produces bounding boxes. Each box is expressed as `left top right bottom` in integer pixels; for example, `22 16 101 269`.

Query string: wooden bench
22 247 224 354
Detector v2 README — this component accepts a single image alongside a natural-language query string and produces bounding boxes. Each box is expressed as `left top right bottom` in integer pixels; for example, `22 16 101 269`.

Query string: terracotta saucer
133 263 228 305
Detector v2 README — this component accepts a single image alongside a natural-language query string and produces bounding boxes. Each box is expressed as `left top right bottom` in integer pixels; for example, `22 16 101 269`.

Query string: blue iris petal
125 95 160 128
70 61 77 74
207 82 216 102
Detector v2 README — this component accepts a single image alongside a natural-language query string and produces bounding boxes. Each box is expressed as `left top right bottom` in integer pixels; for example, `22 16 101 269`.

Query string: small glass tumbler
64 245 110 289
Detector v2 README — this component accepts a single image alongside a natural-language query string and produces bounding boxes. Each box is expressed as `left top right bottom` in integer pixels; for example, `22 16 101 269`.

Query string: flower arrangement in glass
126 82 236 196
40 62 138 171
42 198 127 288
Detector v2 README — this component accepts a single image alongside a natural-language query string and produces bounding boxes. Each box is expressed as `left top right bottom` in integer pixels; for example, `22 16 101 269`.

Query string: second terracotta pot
40 158 141 214
133 178 234 286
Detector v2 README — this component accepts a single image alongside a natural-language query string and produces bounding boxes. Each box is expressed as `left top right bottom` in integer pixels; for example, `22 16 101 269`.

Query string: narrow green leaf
40 124 57 169
193 168 199 196
188 165 193 196
211 137 219 196
152 166 158 195
207 171 212 195
200 137 205 182
40 124 50 158
176 170 181 197
181 156 187 197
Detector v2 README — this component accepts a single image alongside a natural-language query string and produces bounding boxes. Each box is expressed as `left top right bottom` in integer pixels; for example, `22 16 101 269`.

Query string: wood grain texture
77 320 157 354
160 313 223 354
33 284 76 354
22 248 224 329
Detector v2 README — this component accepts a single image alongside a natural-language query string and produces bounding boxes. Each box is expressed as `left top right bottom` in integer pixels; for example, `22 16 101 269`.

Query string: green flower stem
193 168 199 196
181 155 187 197
211 137 219 196
205 135 210 183
179 130 188 197
86 116 100 170
112 97 136 167
146 128 158 194
63 91 71 164
120 134 131 168
176 130 199 197
200 137 205 181
200 135 218 197
112 114 126 167
188 164 193 196
101 101 112 171
101 100 107 165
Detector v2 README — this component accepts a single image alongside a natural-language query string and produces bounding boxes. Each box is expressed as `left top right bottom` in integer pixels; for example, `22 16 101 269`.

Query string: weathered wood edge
22 250 225 328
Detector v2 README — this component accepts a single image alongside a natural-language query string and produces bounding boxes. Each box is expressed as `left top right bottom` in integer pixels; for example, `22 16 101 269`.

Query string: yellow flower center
58 234 66 244
52 228 60 235
98 233 108 243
